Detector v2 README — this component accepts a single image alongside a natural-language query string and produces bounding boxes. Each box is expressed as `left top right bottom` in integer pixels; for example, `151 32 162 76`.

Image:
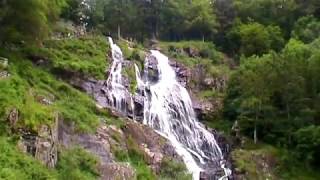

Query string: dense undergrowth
0 37 115 180
24 36 109 79
0 49 101 132
231 141 320 180
159 41 224 67
0 137 99 180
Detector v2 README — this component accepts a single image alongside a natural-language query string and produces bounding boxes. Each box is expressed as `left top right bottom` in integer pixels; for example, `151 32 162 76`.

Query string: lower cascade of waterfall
105 37 232 180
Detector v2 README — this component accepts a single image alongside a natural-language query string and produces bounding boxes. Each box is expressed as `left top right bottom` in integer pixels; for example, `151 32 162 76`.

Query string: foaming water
105 37 133 114
108 38 231 179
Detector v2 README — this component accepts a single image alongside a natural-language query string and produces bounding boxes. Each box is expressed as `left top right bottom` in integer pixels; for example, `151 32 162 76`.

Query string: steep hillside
0 36 190 180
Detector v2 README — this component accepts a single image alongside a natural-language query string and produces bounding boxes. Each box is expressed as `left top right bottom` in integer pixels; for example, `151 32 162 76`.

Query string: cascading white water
139 50 231 180
104 37 133 114
107 38 231 180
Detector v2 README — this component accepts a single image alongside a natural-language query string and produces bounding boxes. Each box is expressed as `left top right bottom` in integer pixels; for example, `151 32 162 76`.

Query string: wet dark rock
146 55 159 83
168 59 191 87
133 94 144 120
28 55 51 67
200 168 226 180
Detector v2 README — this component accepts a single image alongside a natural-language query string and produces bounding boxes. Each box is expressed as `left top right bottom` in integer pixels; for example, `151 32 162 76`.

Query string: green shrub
0 137 56 180
57 148 99 180
159 158 192 180
23 36 110 79
159 41 224 67
126 136 156 180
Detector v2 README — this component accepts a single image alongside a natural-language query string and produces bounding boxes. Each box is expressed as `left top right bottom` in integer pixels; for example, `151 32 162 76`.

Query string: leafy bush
159 41 224 67
0 137 56 180
292 16 320 43
159 157 192 180
126 136 156 180
23 36 109 79
57 148 99 180
293 126 320 167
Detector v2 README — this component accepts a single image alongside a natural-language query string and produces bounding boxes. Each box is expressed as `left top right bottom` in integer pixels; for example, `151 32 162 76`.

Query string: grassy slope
0 49 101 132
0 36 190 180
0 136 99 180
25 36 109 79
0 36 115 179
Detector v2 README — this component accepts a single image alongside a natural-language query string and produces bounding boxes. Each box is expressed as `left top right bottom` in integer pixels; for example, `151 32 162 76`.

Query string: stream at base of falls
106 37 232 180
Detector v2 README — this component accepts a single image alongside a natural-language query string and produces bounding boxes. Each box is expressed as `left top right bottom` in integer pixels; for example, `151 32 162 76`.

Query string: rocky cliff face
12 40 231 179
12 107 184 179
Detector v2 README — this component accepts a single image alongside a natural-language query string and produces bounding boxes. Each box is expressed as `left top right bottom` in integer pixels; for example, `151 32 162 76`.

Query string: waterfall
104 37 133 114
107 38 231 180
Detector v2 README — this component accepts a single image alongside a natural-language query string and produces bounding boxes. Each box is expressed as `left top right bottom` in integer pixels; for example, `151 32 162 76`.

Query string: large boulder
145 55 159 83
58 120 113 165
122 121 183 173
99 163 136 180
169 59 191 87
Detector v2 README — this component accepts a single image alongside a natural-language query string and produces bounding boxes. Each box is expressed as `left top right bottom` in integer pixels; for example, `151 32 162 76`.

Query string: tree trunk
254 102 261 144
117 25 121 39
254 123 257 144
286 102 292 144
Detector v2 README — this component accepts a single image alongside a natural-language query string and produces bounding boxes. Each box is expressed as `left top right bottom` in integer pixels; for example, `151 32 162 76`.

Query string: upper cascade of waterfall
104 37 133 114
107 37 231 180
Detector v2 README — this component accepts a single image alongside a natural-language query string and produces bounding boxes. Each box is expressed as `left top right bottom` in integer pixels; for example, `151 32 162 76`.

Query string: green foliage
159 158 192 180
0 49 101 132
112 134 156 180
0 0 67 44
159 41 224 67
126 136 156 180
57 147 99 180
236 22 284 56
0 137 56 180
85 0 217 41
293 125 320 166
42 36 109 79
232 141 320 180
203 118 233 135
224 38 320 172
292 16 320 43
233 0 297 34
231 144 278 179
